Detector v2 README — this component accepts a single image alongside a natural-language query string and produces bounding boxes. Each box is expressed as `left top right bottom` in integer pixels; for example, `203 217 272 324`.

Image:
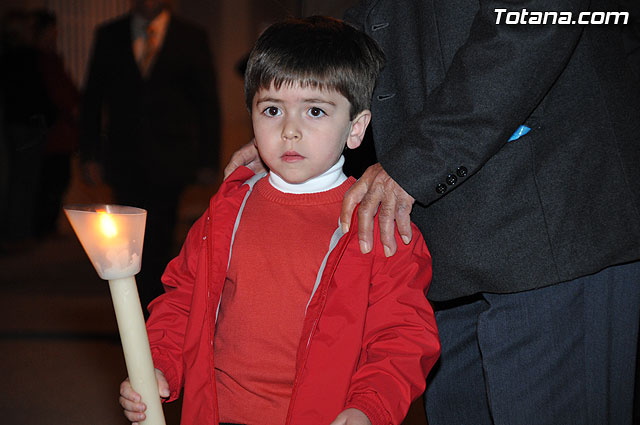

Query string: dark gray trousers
425 261 640 425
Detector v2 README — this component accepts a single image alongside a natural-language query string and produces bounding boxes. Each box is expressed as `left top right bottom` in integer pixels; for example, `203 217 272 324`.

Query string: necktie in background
139 25 158 77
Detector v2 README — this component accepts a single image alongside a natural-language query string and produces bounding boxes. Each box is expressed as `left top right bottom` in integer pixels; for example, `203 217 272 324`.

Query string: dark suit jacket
79 13 220 187
346 0 640 301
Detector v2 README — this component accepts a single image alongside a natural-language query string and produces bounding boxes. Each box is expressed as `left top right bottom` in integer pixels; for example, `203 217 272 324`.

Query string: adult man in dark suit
339 0 640 424
226 0 640 423
79 0 220 315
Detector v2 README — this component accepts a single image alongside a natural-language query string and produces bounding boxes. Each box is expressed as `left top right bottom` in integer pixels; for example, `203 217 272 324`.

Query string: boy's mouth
281 151 305 162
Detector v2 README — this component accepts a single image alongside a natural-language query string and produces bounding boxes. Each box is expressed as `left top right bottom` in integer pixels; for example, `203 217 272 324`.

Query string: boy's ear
346 110 371 150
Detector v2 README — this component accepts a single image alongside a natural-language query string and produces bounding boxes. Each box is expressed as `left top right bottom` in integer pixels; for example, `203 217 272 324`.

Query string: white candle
63 205 165 425
109 276 165 425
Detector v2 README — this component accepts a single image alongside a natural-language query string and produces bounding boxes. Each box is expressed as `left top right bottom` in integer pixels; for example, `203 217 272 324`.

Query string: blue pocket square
508 125 531 142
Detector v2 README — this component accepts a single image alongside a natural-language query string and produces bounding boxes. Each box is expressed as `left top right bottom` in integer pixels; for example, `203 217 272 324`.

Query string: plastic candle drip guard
64 204 146 280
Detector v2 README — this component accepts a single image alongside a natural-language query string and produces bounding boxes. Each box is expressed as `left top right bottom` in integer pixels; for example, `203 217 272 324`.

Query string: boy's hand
329 408 372 425
119 369 169 424
223 138 267 179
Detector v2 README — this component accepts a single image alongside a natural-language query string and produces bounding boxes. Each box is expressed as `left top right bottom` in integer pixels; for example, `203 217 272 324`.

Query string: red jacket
147 167 440 425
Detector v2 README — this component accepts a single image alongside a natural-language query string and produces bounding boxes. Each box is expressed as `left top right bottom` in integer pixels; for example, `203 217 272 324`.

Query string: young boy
119 16 440 425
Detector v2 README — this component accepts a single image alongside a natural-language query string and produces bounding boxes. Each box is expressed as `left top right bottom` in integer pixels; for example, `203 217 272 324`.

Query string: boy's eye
263 106 281 117
307 107 326 117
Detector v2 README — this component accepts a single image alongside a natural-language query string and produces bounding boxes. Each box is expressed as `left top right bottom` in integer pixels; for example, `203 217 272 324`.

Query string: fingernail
384 245 392 257
342 223 349 234
161 389 170 398
359 240 371 253
402 235 411 244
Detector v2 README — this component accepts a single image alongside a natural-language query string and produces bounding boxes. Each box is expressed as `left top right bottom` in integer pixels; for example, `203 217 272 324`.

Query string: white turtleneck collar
268 156 347 194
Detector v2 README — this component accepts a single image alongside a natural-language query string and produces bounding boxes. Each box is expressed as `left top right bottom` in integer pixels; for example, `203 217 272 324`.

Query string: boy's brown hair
244 16 385 119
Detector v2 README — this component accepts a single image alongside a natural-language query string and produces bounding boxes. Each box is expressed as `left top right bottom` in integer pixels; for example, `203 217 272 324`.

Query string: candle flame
98 211 118 238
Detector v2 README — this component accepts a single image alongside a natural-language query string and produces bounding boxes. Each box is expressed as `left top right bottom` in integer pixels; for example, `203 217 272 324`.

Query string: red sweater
215 177 353 424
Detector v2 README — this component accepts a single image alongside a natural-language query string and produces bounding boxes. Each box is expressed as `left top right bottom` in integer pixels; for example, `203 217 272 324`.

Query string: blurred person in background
32 9 80 240
79 0 221 316
0 9 53 253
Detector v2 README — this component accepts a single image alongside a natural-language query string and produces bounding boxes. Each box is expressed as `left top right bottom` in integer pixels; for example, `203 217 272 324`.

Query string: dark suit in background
79 11 221 314
346 0 640 423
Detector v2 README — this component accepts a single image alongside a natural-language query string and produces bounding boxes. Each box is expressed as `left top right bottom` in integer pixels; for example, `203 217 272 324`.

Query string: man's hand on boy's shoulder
330 408 372 425
341 163 415 257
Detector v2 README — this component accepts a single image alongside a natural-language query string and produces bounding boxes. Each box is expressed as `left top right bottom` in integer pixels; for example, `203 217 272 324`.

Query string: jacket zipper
284 226 355 424
208 176 261 425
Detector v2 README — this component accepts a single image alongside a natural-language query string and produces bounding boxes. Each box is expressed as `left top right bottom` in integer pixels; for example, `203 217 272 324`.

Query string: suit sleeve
78 26 109 162
189 28 221 171
344 225 440 425
354 0 589 206
145 212 207 401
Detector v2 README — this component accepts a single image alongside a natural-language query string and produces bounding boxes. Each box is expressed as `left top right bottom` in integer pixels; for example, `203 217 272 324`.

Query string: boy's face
252 83 370 184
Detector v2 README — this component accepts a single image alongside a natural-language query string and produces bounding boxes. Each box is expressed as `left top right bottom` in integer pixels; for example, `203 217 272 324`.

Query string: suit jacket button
446 174 457 185
436 184 447 194
457 166 468 177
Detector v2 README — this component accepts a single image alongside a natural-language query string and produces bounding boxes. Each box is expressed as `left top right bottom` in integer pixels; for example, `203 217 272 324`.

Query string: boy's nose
281 119 301 141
